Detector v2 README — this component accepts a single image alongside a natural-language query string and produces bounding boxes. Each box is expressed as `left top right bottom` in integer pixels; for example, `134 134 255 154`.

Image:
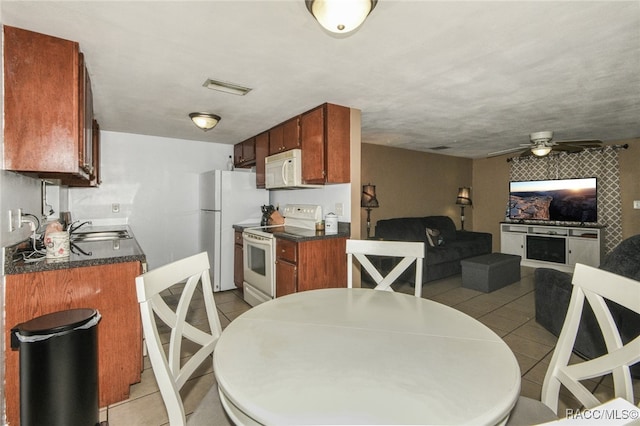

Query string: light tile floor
103 267 639 425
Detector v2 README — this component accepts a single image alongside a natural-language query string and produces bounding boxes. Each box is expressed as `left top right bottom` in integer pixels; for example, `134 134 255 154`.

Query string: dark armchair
534 234 640 376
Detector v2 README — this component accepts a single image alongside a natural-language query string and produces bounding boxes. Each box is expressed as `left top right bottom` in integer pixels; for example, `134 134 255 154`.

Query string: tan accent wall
617 138 640 239
350 109 363 287
471 154 512 252
361 144 473 238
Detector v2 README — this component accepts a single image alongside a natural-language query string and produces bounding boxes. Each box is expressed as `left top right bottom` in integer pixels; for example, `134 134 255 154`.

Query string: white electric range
242 204 323 306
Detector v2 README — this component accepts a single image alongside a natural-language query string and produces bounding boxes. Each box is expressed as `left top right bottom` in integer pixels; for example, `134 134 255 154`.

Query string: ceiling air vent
202 78 252 96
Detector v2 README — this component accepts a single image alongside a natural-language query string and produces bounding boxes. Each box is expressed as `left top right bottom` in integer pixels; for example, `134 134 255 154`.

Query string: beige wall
361 143 473 238
471 154 511 252
363 138 639 250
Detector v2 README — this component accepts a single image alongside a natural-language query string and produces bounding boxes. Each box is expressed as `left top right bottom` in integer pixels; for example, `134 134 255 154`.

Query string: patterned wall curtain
509 146 623 255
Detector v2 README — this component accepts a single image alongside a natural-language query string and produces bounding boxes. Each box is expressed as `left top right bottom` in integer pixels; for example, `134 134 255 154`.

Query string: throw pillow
426 228 445 247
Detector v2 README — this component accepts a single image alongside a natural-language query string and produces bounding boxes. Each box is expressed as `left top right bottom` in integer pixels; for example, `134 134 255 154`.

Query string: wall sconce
361 183 379 238
189 112 221 131
305 0 377 34
456 187 472 231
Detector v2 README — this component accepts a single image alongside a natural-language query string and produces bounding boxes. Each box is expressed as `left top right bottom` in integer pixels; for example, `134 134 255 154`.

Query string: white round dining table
213 288 521 425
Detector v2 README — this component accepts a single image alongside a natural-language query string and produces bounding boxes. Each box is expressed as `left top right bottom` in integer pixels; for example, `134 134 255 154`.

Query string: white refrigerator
199 170 269 292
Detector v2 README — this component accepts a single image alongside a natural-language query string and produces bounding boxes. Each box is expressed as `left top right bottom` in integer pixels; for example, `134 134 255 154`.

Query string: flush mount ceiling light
189 112 221 131
305 0 377 34
202 78 252 96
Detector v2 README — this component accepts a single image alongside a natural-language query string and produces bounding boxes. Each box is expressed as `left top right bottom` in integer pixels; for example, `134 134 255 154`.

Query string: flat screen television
508 177 597 224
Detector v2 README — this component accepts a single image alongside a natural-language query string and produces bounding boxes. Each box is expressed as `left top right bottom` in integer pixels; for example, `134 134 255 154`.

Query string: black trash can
11 308 101 426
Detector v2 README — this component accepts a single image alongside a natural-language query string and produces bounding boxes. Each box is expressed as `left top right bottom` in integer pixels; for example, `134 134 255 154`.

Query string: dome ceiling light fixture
189 112 221 131
305 0 378 34
531 144 553 157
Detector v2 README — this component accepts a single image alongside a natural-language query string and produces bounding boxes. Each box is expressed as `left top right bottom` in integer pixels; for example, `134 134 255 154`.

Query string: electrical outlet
634 200 640 209
335 203 343 216
112 203 120 213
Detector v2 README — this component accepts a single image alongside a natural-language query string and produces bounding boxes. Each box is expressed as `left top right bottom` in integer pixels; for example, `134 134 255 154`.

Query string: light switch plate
634 200 640 209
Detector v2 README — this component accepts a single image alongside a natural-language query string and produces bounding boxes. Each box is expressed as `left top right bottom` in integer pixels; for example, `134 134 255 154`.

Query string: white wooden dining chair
346 239 425 297
507 263 640 425
135 252 228 426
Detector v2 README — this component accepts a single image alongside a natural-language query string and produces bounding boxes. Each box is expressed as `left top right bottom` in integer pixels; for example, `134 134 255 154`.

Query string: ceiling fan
488 131 604 158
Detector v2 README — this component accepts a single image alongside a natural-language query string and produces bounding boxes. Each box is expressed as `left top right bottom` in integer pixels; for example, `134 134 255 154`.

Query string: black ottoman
461 253 521 292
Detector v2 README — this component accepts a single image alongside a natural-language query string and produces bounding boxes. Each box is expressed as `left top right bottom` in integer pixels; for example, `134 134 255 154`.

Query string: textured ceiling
2 1 639 158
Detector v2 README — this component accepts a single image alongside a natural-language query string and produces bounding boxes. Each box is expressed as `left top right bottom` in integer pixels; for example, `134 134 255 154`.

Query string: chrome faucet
69 220 92 234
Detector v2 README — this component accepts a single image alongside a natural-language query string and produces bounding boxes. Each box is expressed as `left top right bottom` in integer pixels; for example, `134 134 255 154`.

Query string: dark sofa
535 234 640 377
374 216 492 283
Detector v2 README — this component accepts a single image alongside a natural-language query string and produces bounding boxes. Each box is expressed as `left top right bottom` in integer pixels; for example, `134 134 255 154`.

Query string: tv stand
500 222 604 272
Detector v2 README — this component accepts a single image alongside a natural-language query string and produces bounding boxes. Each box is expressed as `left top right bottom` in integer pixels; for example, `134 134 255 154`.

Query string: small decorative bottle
226 155 234 171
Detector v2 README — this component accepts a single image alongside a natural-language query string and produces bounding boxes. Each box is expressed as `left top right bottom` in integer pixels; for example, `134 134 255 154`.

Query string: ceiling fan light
189 112 221 131
531 145 552 156
306 0 376 34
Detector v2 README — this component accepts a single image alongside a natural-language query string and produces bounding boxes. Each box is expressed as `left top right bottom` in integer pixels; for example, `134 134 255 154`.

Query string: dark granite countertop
233 222 350 242
4 225 146 275
232 223 261 232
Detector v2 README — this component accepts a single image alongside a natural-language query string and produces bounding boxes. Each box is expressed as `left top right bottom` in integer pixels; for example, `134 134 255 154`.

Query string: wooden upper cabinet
3 26 95 182
79 54 95 177
242 137 256 163
255 131 269 188
324 103 351 183
269 116 300 155
92 120 102 185
301 103 350 185
268 124 283 155
233 137 256 167
233 142 243 165
61 119 101 187
300 106 325 183
282 116 301 152
244 102 350 187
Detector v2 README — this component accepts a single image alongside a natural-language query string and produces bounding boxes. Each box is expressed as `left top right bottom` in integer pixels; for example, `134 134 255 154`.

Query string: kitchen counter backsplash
5 225 146 275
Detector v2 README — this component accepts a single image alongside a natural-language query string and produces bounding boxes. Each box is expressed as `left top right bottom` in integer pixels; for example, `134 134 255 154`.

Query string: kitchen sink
70 230 131 242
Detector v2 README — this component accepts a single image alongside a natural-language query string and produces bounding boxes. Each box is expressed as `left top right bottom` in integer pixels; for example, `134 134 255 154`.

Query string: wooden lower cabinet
5 261 143 426
275 237 347 297
234 230 244 289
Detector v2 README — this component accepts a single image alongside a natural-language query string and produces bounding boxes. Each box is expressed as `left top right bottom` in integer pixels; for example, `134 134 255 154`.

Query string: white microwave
265 149 321 189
